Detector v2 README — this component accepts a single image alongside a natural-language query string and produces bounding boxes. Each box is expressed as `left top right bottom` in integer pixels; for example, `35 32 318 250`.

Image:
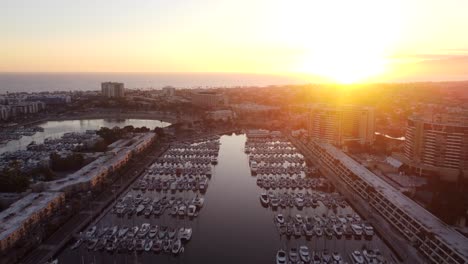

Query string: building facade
306 140 468 264
401 113 468 180
191 91 227 107
101 82 125 98
308 104 375 146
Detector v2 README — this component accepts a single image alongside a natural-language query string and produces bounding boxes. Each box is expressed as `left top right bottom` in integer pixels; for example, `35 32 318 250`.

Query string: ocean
0 73 313 93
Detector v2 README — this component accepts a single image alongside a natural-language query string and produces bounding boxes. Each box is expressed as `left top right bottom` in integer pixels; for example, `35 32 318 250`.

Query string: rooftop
0 192 64 241
318 141 468 260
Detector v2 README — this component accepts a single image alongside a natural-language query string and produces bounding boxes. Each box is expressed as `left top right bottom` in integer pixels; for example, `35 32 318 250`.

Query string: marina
57 133 398 263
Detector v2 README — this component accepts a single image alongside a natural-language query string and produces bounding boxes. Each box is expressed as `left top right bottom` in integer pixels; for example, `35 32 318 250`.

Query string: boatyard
56 133 398 264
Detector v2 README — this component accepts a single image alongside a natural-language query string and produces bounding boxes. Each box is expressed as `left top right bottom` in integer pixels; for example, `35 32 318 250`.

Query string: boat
70 239 82 250
312 251 321 264
303 224 314 237
260 192 269 206
363 249 377 263
144 240 153 252
271 197 280 209
170 205 178 215
143 205 153 217
138 223 150 238
118 226 129 238
289 247 299 263
294 214 303 224
322 249 332 263
332 251 343 263
211 156 218 164
152 239 162 253
299 246 311 263
85 226 97 237
172 239 182 254
135 239 145 251
333 224 343 236
136 204 145 214
363 223 375 237
350 250 365 264
293 223 302 237
314 226 323 236
163 239 172 253
148 225 159 238
193 196 205 207
87 238 98 250
276 249 287 264
351 224 363 237
178 205 187 216
179 227 193 241
275 214 285 224
250 161 258 173
168 227 177 239
187 204 197 217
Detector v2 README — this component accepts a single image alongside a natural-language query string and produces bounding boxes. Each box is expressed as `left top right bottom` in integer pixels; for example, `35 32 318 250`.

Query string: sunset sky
2 0 468 83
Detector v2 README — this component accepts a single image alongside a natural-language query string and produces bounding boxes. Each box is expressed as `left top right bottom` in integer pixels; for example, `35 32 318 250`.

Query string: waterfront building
25 94 71 105
398 112 468 181
101 82 125 98
0 105 9 121
307 140 468 264
307 104 375 146
0 192 65 252
191 91 227 107
207 110 235 121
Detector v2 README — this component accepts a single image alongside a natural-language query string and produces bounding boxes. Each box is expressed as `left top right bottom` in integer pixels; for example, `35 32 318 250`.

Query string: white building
162 86 176 97
101 82 125 98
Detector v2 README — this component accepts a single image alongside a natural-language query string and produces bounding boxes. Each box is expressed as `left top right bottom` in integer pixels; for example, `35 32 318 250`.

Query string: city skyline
2 0 468 83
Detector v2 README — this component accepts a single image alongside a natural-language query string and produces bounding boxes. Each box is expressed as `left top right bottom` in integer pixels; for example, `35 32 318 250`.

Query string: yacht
178 205 187 216
193 196 205 207
332 251 343 263
350 250 365 264
136 204 145 214
211 156 217 164
168 227 177 239
270 197 280 209
187 204 197 217
299 246 311 263
275 214 285 224
118 226 129 238
363 223 374 237
144 240 153 252
172 239 182 254
333 224 343 236
294 214 303 224
86 226 97 237
138 223 150 238
304 224 314 237
351 224 363 237
70 239 83 250
322 249 331 263
312 251 321 264
148 225 158 238
179 227 193 241
363 249 377 263
250 161 258 173
152 239 162 253
260 192 269 206
276 249 287 264
314 226 323 236
289 247 300 263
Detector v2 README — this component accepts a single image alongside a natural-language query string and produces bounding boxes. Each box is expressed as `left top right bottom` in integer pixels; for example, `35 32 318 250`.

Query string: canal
57 133 397 264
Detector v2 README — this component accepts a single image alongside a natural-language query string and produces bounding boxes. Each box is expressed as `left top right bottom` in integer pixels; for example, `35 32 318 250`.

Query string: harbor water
57 134 397 264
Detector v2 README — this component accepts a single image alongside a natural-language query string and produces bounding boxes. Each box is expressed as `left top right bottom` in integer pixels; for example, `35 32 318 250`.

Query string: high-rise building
307 104 375 145
400 112 468 180
101 82 125 98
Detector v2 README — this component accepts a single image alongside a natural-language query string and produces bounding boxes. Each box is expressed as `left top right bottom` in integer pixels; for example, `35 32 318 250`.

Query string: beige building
399 113 468 180
307 140 468 264
101 82 125 98
308 104 375 146
191 91 227 107
0 192 65 252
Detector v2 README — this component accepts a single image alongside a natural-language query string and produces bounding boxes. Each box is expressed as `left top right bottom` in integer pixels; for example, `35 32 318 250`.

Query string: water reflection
0 119 170 155
58 134 397 264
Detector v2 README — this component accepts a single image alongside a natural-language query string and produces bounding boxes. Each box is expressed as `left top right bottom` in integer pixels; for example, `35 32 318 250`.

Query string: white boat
299 246 311 263
187 204 197 217
85 226 97 237
118 226 129 238
172 239 182 254
275 214 285 224
351 224 363 237
144 240 153 252
138 223 150 238
178 205 187 216
260 193 269 205
148 225 159 238
363 249 377 263
179 227 193 241
351 250 365 264
193 196 205 207
276 249 287 264
322 249 331 263
211 156 218 164
250 161 258 173
333 224 343 236
363 223 374 237
332 251 343 263
294 214 303 224
136 204 145 214
70 239 82 250
270 198 280 208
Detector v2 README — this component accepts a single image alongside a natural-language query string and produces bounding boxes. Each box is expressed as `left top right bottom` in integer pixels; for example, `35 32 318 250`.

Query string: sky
1 0 468 83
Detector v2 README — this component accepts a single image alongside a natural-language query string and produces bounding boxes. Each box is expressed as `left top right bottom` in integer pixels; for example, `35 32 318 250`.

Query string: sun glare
292 0 401 84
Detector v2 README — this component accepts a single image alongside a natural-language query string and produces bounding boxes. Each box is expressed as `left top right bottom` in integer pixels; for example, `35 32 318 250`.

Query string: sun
290 0 401 84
